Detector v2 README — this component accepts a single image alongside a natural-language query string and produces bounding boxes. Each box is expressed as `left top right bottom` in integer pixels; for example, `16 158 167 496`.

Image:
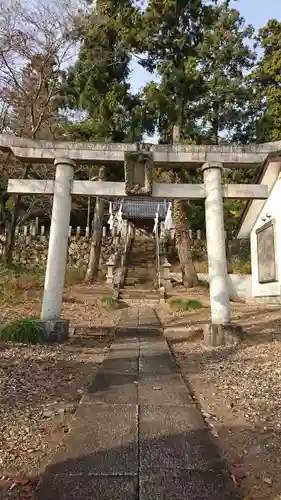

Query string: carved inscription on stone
256 220 277 284
124 152 153 196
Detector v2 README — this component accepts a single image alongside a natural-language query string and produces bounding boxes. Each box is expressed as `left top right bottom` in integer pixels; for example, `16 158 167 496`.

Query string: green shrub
0 317 41 344
169 298 203 312
100 295 121 309
228 260 251 275
0 266 45 305
65 266 87 286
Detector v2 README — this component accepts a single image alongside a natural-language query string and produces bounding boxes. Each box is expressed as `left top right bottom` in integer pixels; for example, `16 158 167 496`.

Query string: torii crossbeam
1 134 281 167
3 134 281 346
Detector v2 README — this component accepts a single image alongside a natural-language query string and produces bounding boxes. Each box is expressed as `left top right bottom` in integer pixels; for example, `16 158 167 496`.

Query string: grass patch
65 266 87 286
100 295 122 310
0 264 86 306
169 298 203 312
0 266 45 306
228 260 251 275
0 317 41 344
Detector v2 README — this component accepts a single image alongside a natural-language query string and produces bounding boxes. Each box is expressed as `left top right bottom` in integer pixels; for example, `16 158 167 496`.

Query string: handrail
155 226 161 292
113 222 133 297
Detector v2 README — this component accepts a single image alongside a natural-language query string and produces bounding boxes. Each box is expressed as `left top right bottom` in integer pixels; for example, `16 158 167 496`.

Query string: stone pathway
36 307 240 500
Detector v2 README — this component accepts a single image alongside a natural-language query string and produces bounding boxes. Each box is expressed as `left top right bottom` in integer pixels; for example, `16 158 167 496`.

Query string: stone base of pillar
39 319 70 343
203 323 244 347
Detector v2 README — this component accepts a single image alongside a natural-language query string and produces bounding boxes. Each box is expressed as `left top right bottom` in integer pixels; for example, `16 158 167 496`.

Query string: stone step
69 285 113 296
126 267 156 273
123 279 156 287
120 289 159 298
122 300 160 306
119 292 160 304
128 256 155 263
125 274 156 282
128 260 155 266
120 295 159 301
122 285 157 290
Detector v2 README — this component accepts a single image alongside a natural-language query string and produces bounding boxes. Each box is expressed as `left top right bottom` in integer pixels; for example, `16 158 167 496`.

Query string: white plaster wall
251 172 281 297
170 272 252 298
198 273 252 298
237 161 281 239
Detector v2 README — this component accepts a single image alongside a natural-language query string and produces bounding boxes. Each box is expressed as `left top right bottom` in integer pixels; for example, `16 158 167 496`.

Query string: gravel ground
0 283 122 327
0 340 108 499
4 279 281 499
0 283 121 500
158 296 281 500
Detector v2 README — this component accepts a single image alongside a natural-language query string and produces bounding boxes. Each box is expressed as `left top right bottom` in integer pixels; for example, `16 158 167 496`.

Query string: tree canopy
1 0 281 267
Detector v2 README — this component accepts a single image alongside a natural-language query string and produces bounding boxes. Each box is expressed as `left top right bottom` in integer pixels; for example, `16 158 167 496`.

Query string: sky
129 0 281 94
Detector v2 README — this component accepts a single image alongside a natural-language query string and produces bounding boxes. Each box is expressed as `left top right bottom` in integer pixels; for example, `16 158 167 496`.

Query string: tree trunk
173 196 198 288
172 125 198 288
213 100 219 145
2 196 18 265
3 164 31 266
86 196 91 228
84 167 105 282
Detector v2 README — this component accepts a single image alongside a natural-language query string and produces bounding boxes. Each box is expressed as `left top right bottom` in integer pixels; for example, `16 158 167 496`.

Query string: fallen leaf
232 455 244 467
210 427 219 438
231 474 238 487
231 465 246 481
263 476 272 485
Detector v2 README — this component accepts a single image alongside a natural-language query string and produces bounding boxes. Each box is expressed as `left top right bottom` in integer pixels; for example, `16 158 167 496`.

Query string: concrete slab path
36 307 241 500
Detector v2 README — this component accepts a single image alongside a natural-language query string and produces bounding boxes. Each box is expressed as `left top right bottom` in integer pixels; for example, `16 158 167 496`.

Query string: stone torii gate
2 135 281 344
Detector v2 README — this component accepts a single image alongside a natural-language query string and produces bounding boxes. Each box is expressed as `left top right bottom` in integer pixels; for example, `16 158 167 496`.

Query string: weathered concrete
203 323 244 347
139 352 179 374
202 163 230 325
41 158 74 321
39 319 69 343
47 403 138 476
7 145 267 166
83 373 138 405
138 374 194 406
222 183 268 199
139 470 239 500
139 405 224 472
36 308 240 500
115 307 162 337
100 357 139 375
37 476 138 500
1 133 280 167
7 179 269 200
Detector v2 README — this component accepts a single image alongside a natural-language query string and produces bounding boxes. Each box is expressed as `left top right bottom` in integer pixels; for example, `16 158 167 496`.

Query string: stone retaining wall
166 237 250 263
0 234 121 270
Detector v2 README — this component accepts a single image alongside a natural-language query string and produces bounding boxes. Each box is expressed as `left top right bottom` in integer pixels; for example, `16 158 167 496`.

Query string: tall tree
197 0 256 145
194 2 258 237
141 0 206 143
0 0 76 264
66 0 145 142
84 167 105 282
252 19 281 142
140 0 208 286
67 0 149 280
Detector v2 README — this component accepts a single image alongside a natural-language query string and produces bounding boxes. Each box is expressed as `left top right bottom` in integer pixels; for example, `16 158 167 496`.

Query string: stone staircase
119 234 160 304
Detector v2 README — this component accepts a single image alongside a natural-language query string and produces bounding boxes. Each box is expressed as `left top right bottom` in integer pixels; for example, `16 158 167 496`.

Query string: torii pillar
202 162 243 346
40 157 75 341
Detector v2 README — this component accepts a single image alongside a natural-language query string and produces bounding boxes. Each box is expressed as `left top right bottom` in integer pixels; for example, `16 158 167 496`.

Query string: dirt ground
2 280 281 499
157 288 281 500
0 283 121 500
0 283 123 327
